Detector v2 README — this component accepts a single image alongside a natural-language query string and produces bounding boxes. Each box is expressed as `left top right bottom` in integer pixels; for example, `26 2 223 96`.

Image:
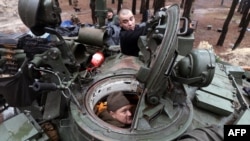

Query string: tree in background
140 0 146 14
217 0 239 46
239 0 250 27
69 0 72 5
140 0 150 22
117 0 123 14
132 0 137 15
90 0 97 24
221 0 225 6
180 0 185 8
153 0 165 14
233 1 250 50
182 0 194 20
237 0 248 13
232 13 250 50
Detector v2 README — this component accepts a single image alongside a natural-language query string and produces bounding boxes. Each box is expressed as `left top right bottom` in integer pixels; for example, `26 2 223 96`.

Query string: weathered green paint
0 113 48 141
235 109 250 124
195 90 234 116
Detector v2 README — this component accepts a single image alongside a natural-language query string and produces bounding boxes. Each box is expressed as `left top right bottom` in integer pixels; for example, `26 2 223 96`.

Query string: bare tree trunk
132 0 137 15
239 0 249 13
182 0 194 20
232 12 250 50
140 0 150 22
217 0 239 46
237 0 245 13
146 0 150 9
90 0 97 24
140 0 149 13
140 0 145 14
180 0 185 8
141 0 147 22
117 0 123 14
69 0 72 5
221 0 224 6
153 0 165 14
239 1 250 27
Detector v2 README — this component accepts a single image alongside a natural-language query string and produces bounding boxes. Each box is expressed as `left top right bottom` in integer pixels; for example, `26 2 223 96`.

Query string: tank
0 0 250 141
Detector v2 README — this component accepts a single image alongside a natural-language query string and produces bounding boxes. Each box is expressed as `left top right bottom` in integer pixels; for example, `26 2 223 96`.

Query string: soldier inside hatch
98 91 136 128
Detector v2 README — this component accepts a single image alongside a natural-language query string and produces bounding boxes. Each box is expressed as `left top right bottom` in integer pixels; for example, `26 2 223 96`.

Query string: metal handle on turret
31 81 58 91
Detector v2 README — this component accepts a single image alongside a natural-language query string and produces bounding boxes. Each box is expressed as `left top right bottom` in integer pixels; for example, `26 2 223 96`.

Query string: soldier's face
119 11 135 30
107 11 114 20
110 104 134 125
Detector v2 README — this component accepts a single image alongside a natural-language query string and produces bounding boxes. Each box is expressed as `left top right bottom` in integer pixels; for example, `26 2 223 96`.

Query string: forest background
0 0 250 67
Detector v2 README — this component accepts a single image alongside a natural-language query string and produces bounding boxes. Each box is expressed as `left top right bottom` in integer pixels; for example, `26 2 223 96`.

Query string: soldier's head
118 9 135 30
107 91 134 125
106 8 114 20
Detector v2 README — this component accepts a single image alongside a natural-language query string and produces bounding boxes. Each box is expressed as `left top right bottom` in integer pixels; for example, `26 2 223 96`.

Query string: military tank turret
0 0 249 141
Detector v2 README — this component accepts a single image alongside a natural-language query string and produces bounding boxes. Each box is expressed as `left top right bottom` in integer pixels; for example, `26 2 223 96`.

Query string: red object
91 52 104 67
